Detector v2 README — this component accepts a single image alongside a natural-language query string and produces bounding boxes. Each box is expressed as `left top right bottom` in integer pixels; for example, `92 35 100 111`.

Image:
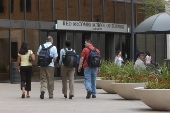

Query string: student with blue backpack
58 40 77 99
37 36 58 99
78 38 101 99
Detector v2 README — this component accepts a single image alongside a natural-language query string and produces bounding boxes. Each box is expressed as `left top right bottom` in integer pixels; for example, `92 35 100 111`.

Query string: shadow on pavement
133 108 169 112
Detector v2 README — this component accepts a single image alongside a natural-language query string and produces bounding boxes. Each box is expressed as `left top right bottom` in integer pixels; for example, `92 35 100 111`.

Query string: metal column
8 0 11 83
24 0 26 40
131 0 135 61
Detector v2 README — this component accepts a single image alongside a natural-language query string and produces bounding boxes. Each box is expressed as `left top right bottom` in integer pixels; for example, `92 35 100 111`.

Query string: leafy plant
98 60 120 80
115 61 150 83
98 59 170 88
98 60 150 82
145 62 170 89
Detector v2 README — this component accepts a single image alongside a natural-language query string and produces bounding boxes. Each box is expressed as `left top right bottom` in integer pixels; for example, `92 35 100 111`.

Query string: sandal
26 95 30 98
21 93 25 98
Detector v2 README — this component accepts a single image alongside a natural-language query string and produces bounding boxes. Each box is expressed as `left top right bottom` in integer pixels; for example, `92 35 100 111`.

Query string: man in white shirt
37 36 58 99
134 52 146 71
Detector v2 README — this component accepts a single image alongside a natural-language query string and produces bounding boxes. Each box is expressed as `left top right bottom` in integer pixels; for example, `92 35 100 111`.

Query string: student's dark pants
20 66 32 91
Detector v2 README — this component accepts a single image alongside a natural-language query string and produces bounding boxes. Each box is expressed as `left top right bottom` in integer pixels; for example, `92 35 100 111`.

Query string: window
0 0 4 13
11 0 14 13
20 0 31 12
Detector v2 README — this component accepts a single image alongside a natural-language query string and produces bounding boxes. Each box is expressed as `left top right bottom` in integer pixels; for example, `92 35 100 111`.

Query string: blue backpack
37 45 53 67
87 47 101 67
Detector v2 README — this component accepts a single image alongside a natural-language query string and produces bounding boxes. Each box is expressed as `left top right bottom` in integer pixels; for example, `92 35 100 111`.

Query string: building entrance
114 34 131 61
105 33 130 61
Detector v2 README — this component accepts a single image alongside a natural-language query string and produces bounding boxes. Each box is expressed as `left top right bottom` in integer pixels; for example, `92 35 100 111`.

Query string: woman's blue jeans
84 66 98 95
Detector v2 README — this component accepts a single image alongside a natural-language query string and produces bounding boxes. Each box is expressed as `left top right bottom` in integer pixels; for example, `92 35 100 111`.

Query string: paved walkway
0 80 168 113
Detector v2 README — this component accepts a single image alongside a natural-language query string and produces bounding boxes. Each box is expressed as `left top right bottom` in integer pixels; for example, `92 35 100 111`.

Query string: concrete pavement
0 80 168 113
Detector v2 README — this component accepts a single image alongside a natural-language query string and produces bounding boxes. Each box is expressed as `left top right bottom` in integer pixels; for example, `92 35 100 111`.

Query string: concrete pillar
167 34 170 59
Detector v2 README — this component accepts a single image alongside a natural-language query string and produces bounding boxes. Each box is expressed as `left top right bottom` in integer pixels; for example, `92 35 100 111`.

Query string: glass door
114 34 130 61
92 33 105 59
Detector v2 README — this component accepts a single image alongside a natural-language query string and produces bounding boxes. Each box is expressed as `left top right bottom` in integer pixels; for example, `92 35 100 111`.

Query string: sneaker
49 92 53 99
69 95 74 99
86 91 92 99
21 93 25 98
92 95 96 98
49 96 53 99
40 91 45 99
64 95 67 98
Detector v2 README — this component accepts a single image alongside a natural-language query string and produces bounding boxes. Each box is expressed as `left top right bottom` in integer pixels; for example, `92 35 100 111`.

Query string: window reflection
0 0 4 13
20 0 31 12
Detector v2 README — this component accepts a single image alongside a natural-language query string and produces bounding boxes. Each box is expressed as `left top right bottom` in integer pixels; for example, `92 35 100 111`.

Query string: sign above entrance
55 20 127 33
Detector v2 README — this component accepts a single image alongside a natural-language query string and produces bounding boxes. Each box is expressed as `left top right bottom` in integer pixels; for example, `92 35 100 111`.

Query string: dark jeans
20 66 32 91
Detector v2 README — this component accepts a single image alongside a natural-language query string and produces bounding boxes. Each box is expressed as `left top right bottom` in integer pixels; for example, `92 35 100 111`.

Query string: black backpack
87 47 101 67
62 48 77 67
37 45 53 67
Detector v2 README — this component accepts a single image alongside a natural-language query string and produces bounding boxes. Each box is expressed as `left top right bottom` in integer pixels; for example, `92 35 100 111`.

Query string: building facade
0 0 166 82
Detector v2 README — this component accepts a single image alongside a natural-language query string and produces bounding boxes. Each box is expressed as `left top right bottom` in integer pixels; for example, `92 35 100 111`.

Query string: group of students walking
16 36 101 99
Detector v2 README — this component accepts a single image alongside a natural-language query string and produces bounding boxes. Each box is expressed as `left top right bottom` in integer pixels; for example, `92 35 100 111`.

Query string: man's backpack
37 45 53 67
62 48 77 67
87 47 101 67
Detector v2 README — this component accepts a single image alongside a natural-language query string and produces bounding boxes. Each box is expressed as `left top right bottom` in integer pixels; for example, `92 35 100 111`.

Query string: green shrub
145 62 170 89
98 60 149 82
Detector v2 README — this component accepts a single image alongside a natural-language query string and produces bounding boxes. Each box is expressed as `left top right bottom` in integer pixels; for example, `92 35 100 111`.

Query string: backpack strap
41 44 53 49
64 48 74 52
86 47 96 51
41 44 45 49
47 45 53 49
64 48 67 53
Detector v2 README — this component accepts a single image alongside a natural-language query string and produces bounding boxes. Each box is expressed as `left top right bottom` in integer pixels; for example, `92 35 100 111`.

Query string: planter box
100 80 116 94
135 87 170 111
111 83 145 100
96 77 102 89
